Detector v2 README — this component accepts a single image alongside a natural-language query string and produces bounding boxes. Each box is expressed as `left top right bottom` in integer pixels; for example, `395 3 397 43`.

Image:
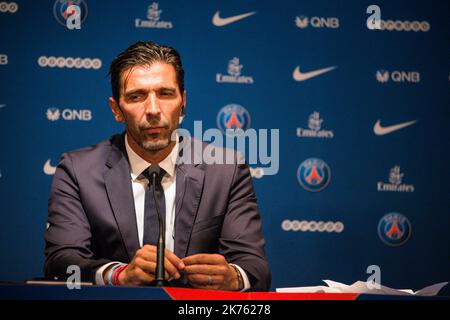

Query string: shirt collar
125 133 178 181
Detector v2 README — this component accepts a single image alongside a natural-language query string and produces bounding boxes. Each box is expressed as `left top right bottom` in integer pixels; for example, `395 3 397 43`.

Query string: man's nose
145 94 161 115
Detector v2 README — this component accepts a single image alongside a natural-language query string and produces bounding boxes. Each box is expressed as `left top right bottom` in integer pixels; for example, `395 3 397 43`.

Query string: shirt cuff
230 264 251 291
95 262 121 286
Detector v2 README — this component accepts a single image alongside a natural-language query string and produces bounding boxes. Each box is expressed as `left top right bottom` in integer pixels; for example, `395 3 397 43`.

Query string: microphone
147 164 170 287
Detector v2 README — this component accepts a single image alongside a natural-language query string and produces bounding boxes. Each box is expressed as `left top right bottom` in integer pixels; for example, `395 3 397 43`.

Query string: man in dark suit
44 41 270 291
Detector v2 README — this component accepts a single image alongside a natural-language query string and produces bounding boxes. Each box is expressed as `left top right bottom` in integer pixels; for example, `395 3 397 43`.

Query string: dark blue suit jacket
44 133 270 291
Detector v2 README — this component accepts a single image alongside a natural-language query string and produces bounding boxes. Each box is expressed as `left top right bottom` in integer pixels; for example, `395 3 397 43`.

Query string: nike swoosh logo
44 159 57 175
373 120 417 136
212 11 256 27
293 66 337 81
0 104 6 109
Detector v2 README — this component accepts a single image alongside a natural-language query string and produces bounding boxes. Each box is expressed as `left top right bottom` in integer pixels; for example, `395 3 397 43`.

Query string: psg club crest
378 213 411 246
217 104 251 136
297 158 331 192
53 0 88 27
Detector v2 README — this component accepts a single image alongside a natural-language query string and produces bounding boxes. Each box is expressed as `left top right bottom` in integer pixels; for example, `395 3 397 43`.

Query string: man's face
110 62 185 153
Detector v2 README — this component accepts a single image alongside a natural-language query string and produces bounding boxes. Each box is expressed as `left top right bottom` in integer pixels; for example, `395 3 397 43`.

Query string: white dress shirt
96 134 250 290
126 133 178 250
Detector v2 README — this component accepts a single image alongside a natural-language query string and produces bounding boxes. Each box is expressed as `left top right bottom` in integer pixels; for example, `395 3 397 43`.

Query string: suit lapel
104 135 140 261
174 163 205 258
102 134 206 260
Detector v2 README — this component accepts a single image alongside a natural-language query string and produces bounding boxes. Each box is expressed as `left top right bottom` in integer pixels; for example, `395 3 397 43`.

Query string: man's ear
181 90 186 115
109 97 124 122
178 91 186 125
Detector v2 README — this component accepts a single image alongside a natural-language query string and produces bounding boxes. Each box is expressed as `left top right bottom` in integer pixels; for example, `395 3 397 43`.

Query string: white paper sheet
276 280 448 296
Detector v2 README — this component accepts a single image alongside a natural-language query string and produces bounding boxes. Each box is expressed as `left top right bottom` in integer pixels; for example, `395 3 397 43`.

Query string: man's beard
120 102 181 153
138 118 174 152
140 133 171 152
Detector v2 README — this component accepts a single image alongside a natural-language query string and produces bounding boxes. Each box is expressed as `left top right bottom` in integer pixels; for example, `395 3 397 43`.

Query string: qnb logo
295 15 339 29
249 167 265 179
297 158 331 192
378 213 412 246
297 111 334 139
375 19 430 32
0 2 18 13
376 70 420 83
38 56 102 70
46 108 92 121
376 70 389 83
216 57 254 84
135 2 173 29
377 166 415 193
0 54 8 65
282 220 344 233
46 108 60 121
53 0 88 29
217 104 251 136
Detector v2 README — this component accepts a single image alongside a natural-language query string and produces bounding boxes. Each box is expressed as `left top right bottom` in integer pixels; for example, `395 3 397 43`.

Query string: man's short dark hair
109 41 185 102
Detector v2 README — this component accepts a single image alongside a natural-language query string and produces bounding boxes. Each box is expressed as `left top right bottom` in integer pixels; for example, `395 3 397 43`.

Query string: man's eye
129 95 141 101
160 91 174 97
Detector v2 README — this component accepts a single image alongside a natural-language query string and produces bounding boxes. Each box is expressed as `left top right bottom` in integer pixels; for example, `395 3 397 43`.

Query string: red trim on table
164 287 359 300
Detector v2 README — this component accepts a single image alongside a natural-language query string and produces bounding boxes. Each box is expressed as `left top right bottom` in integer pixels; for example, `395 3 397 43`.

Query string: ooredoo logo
281 220 344 233
0 2 18 13
38 56 102 69
376 19 430 32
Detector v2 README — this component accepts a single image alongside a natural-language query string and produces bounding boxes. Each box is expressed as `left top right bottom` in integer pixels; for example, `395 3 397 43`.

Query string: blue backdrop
0 0 449 293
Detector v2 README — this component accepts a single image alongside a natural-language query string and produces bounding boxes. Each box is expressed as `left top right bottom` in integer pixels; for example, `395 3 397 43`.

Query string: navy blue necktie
141 166 166 246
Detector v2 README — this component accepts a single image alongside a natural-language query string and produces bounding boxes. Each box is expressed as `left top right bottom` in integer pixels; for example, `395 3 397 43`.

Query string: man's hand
182 254 241 291
112 245 185 286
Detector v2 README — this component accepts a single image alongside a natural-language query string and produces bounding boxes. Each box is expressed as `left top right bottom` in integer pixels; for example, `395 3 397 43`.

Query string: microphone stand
149 169 170 287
